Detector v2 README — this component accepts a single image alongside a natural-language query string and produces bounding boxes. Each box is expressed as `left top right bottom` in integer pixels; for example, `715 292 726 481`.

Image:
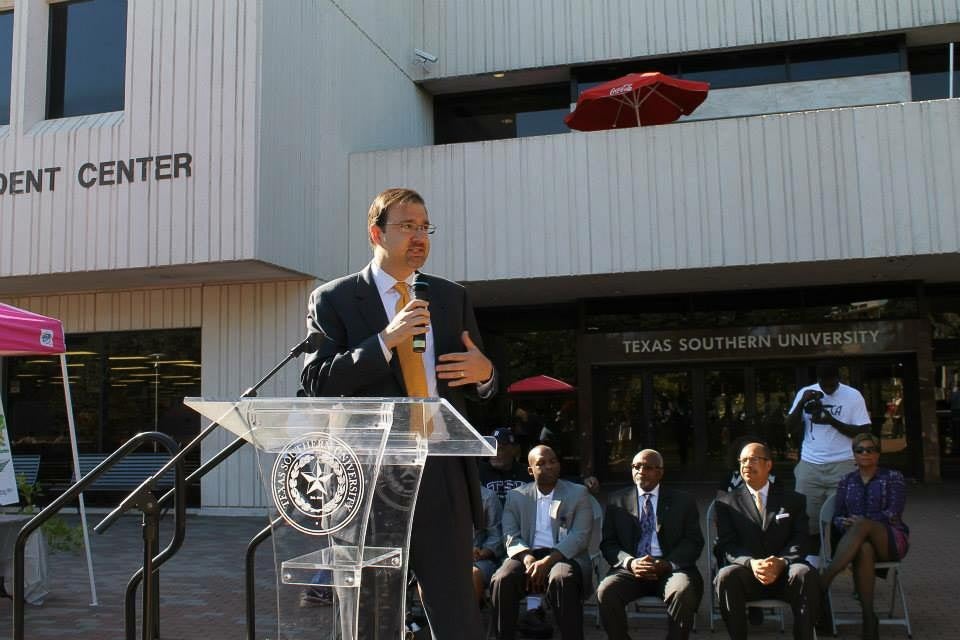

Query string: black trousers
597 567 702 640
409 458 483 640
490 548 584 640
715 562 821 640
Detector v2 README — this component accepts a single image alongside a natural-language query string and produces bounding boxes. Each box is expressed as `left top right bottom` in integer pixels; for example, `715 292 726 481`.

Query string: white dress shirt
533 488 555 549
746 481 771 518
371 262 438 396
636 484 663 557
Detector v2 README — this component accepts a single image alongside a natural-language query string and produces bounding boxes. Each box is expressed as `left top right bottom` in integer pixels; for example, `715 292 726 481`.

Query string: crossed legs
821 519 892 638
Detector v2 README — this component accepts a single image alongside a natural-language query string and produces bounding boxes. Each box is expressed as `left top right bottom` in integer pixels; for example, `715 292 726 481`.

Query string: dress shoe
862 612 879 640
816 592 834 635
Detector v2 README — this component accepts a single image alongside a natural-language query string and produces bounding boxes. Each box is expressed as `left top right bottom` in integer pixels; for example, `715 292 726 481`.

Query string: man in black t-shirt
479 427 527 503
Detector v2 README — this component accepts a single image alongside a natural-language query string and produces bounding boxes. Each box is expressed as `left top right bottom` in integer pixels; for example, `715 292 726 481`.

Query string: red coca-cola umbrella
507 375 576 394
564 72 710 132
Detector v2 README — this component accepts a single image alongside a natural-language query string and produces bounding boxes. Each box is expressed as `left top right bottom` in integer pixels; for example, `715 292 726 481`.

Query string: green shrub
16 473 84 553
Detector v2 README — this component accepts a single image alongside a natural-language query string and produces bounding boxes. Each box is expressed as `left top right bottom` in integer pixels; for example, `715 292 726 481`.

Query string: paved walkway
1 481 957 639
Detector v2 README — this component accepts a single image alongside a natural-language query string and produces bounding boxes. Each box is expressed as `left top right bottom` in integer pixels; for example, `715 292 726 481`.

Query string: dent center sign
0 152 193 196
587 320 919 363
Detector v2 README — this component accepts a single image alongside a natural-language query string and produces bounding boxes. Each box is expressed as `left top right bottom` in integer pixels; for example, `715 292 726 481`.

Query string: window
909 45 960 101
47 0 127 119
0 10 13 126
434 84 571 144
681 50 787 89
3 329 201 505
788 38 903 82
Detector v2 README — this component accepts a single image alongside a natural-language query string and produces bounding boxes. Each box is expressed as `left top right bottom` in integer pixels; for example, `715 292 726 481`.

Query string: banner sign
0 399 20 505
586 320 919 364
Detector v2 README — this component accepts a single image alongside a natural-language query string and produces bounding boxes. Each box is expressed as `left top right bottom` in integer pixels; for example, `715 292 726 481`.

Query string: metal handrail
13 431 186 640
245 517 280 640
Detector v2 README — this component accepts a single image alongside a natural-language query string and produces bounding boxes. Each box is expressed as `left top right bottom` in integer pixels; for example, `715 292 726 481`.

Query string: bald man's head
631 449 664 492
527 445 560 492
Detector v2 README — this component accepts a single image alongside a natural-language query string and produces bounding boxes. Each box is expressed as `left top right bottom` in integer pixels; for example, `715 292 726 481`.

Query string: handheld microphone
411 278 430 353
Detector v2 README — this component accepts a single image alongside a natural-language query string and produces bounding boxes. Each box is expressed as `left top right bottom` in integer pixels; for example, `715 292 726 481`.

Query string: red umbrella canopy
507 375 576 394
0 302 66 355
564 72 710 132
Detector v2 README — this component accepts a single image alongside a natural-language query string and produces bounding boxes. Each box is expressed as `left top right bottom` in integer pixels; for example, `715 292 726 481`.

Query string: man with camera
786 362 872 558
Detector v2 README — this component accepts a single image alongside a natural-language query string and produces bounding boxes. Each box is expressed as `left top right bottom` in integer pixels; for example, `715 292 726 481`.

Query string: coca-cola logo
608 83 633 96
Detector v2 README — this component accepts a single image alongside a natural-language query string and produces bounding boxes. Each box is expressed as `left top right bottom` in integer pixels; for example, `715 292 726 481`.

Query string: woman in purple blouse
820 432 909 639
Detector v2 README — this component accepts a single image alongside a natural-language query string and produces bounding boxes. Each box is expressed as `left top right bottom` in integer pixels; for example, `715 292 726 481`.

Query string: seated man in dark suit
491 445 593 640
597 449 704 640
715 442 822 640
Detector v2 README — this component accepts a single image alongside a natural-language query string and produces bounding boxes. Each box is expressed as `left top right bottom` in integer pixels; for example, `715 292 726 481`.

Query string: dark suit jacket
600 485 703 572
715 483 808 568
300 263 496 525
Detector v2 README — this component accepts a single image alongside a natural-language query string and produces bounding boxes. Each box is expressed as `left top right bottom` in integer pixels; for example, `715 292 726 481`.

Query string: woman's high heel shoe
862 612 880 640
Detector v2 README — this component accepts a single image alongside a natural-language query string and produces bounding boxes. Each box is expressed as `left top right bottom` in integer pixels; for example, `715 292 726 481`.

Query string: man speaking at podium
301 187 497 639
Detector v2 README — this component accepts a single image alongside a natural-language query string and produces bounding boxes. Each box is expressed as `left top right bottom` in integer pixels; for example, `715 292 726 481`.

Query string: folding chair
706 499 809 635
818 494 912 637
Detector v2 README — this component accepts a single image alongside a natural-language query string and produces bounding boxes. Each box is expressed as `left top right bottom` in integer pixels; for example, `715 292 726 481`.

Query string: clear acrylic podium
185 397 495 639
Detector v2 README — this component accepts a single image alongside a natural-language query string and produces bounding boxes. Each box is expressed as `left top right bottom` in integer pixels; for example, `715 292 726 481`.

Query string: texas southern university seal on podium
272 432 364 535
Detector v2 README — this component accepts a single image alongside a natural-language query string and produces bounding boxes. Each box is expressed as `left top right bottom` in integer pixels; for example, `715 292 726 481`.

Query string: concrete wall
419 0 960 78
256 0 433 281
0 0 260 278
0 0 434 286
348 99 960 282
682 72 912 121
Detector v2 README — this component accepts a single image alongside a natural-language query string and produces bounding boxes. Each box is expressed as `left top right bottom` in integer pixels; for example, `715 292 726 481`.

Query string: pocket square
550 500 562 519
775 508 790 521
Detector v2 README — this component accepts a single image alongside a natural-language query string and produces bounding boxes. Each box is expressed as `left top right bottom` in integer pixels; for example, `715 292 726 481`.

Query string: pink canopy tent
0 303 67 355
0 302 98 605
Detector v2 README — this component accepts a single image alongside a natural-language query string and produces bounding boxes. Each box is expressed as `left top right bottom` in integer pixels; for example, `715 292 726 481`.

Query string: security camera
414 49 438 64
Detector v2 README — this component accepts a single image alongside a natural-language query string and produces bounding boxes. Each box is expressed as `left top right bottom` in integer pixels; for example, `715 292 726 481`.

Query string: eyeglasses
738 456 769 466
854 447 879 454
631 463 662 471
384 222 437 235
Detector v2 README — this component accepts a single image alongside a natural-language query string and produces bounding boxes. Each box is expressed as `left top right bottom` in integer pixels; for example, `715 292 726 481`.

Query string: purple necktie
636 493 654 557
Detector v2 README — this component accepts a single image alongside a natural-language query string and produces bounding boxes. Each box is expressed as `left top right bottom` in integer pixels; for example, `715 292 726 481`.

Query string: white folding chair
706 498 806 635
818 494 913 637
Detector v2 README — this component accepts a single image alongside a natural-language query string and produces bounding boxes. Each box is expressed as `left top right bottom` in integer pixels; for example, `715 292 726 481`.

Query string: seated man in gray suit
491 445 593 640
598 449 704 640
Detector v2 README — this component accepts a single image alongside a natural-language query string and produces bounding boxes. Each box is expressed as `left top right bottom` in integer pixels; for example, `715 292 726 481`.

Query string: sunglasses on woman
853 446 878 454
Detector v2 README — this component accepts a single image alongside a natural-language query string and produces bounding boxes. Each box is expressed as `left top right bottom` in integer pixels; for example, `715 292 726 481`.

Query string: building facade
1 0 959 512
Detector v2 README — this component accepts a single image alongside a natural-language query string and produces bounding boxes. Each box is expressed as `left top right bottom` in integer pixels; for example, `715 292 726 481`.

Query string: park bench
11 454 41 486
74 453 197 492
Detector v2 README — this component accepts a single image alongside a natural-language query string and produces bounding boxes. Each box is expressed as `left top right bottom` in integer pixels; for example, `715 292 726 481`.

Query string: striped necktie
636 493 654 556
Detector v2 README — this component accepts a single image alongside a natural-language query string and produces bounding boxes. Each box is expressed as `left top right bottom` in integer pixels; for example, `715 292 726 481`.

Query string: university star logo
271 433 364 535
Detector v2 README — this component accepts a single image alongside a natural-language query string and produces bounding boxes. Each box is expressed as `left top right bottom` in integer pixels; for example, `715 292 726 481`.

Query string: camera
414 49 438 64
803 391 827 421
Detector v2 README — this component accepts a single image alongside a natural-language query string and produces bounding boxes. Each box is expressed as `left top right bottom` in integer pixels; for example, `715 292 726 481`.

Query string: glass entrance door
858 360 912 472
594 357 921 485
594 369 644 482
704 369 747 468
651 371 693 469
